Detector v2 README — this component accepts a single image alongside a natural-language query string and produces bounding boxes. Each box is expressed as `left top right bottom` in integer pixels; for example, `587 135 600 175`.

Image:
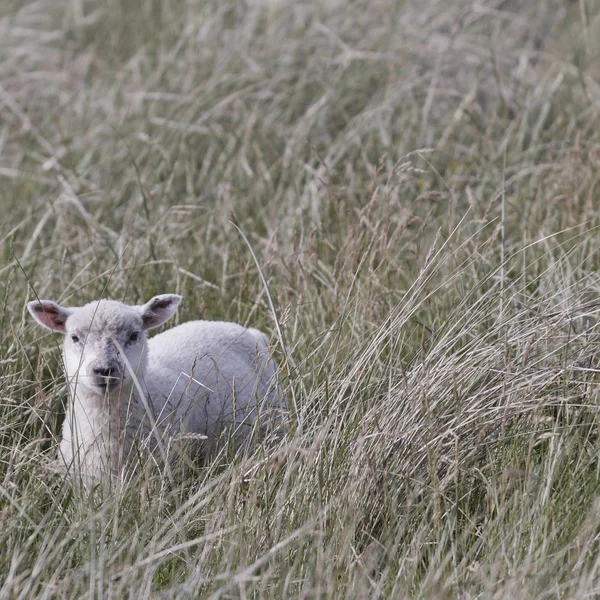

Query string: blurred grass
2 0 600 597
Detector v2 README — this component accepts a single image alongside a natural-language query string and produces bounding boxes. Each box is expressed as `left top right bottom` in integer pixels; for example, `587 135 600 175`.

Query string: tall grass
1 0 600 597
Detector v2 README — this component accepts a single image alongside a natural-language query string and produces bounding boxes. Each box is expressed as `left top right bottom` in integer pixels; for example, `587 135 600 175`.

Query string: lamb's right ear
139 294 182 330
27 300 73 333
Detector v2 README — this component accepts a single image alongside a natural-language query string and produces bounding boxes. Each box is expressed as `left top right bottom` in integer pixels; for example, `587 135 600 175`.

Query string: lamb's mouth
94 378 121 393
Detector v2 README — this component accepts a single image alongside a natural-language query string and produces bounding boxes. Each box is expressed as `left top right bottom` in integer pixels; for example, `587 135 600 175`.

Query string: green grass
2 0 600 597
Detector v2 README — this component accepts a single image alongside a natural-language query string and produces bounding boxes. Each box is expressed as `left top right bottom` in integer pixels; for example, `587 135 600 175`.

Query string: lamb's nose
93 367 114 378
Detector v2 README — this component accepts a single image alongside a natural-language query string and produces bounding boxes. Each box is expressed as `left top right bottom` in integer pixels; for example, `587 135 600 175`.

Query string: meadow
1 0 600 597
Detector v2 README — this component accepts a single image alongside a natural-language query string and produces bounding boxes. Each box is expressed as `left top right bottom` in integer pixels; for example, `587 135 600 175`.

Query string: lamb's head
28 294 182 396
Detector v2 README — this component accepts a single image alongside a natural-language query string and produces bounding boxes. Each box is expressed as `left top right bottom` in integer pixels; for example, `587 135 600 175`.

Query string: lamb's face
63 301 147 395
28 294 182 397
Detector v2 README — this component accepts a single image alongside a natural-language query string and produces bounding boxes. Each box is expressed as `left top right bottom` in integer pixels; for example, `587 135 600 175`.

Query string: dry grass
2 0 600 597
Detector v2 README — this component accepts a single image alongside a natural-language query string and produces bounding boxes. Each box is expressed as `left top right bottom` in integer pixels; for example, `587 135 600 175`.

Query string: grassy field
1 0 600 597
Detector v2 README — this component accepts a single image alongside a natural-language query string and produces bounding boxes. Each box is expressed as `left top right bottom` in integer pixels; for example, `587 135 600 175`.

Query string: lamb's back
147 320 268 373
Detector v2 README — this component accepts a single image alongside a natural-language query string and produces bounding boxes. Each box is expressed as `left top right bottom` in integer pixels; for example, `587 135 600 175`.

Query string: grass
1 0 600 597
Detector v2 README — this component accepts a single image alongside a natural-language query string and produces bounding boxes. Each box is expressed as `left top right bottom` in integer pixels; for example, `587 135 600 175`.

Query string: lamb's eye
71 334 80 344
128 331 139 343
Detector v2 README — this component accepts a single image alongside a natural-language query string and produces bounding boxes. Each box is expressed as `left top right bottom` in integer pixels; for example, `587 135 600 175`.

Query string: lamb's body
28 295 283 485
146 322 278 438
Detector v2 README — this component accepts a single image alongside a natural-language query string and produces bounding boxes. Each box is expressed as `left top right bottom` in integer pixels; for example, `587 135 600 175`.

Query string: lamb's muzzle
91 364 121 391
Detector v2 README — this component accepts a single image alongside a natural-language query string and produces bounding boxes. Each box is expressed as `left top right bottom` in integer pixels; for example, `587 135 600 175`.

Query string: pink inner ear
141 295 181 329
142 311 163 328
30 302 69 332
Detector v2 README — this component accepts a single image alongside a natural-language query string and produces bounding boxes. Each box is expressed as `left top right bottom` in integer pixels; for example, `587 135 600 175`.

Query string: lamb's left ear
138 294 182 330
28 300 73 333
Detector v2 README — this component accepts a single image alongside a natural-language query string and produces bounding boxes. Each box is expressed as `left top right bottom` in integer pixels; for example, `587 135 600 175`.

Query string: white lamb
27 294 283 485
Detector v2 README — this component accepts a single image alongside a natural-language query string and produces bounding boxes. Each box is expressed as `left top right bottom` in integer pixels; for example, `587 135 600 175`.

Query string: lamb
27 294 283 485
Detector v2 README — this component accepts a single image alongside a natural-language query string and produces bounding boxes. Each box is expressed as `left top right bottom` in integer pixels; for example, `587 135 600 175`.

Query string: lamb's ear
138 294 182 330
27 300 73 333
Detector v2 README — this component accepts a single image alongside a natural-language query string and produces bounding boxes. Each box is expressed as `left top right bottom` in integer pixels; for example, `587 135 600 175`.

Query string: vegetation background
1 0 600 597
